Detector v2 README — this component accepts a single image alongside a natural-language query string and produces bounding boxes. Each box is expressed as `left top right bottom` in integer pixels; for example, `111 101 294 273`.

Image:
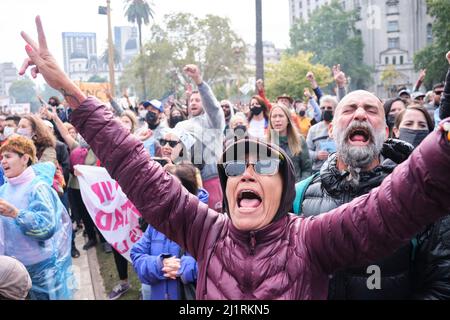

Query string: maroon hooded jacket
71 97 450 300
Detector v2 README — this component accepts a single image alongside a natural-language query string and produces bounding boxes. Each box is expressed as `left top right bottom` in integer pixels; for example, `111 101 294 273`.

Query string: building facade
288 0 434 97
0 62 18 98
62 31 123 86
62 32 98 78
246 41 283 68
114 26 139 67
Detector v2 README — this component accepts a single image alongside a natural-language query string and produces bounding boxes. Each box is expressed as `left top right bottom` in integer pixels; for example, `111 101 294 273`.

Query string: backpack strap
293 172 319 215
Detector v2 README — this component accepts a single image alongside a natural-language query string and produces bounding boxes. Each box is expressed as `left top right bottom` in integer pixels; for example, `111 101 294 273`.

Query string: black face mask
251 106 263 116
387 114 396 128
234 125 247 136
146 112 160 130
298 110 306 117
399 128 429 148
322 110 333 122
171 116 184 127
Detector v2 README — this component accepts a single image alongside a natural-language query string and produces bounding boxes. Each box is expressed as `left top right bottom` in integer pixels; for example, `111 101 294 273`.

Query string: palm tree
124 0 154 97
255 0 264 81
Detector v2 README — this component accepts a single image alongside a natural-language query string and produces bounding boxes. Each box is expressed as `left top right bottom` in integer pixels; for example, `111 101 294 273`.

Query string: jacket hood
31 162 56 186
321 139 413 197
217 138 296 223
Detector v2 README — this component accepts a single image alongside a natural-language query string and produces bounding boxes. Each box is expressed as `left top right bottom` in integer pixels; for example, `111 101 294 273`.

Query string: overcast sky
0 0 291 70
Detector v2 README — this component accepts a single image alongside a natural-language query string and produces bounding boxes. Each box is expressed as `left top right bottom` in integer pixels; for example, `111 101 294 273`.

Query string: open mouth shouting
348 127 372 146
237 189 262 211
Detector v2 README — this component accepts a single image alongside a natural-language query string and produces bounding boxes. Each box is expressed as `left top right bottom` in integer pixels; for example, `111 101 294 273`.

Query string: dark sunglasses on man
159 139 181 148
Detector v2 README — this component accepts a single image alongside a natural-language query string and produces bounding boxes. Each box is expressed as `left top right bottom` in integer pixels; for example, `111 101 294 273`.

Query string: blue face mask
399 128 429 148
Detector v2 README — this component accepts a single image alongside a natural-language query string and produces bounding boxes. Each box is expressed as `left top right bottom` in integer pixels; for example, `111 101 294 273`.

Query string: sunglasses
223 159 281 177
435 91 443 95
159 139 181 148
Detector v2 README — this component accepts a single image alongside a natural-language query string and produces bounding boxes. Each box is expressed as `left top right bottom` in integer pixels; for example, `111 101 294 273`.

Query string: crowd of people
1 16 450 300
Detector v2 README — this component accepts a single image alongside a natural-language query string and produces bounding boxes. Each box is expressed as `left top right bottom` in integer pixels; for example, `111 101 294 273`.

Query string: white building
62 32 122 84
114 26 139 67
246 41 283 68
0 62 18 97
62 32 98 78
288 0 434 97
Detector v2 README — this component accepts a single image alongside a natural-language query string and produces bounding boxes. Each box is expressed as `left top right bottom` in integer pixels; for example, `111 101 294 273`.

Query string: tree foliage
8 78 40 111
265 52 333 100
121 13 248 100
289 0 372 90
414 0 450 89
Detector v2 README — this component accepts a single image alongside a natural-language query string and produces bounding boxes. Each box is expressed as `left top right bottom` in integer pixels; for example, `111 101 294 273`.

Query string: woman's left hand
0 200 19 218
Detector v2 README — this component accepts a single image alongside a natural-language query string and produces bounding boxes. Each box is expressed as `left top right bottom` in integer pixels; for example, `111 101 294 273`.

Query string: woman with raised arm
19 16 450 300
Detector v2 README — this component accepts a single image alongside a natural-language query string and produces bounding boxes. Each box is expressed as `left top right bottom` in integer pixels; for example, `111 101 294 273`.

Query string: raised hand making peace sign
19 16 86 109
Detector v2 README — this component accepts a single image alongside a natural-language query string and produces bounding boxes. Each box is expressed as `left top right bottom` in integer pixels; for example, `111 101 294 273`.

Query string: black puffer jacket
300 139 450 300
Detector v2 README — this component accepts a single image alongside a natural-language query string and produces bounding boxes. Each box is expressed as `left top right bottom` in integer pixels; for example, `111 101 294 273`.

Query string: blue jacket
130 189 207 300
0 163 74 300
131 227 198 300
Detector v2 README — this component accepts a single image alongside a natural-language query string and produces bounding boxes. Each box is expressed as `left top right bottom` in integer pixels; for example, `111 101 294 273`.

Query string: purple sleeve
70 97 226 259
302 128 450 274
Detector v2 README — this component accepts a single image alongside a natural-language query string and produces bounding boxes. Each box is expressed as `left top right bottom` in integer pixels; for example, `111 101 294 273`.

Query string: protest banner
73 81 110 103
76 165 143 261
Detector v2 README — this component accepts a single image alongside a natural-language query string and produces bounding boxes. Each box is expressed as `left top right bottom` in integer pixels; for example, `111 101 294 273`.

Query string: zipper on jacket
249 231 257 255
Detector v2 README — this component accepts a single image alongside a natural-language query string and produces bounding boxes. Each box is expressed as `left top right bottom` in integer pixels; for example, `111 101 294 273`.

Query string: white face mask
16 128 34 139
139 110 148 119
3 127 15 138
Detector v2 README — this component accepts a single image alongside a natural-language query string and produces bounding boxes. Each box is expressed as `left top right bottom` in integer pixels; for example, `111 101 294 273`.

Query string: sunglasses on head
223 159 281 177
159 139 180 148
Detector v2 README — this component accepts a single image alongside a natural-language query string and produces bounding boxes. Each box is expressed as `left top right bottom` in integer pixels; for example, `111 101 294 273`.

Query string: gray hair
320 95 339 109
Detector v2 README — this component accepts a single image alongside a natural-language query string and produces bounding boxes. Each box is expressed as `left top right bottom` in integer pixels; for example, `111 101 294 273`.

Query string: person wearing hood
19 18 450 299
294 91 450 299
0 135 74 300
393 104 434 148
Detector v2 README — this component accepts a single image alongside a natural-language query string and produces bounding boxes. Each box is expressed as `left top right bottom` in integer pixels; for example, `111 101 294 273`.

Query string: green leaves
265 52 333 100
120 13 248 100
289 0 372 90
413 0 450 89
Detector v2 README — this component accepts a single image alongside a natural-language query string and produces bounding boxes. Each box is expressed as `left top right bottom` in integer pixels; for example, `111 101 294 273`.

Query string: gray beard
334 121 386 184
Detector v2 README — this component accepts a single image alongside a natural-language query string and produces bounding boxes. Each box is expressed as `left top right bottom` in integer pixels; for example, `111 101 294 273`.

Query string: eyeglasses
435 91 443 95
221 104 230 108
223 159 281 177
159 139 181 148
